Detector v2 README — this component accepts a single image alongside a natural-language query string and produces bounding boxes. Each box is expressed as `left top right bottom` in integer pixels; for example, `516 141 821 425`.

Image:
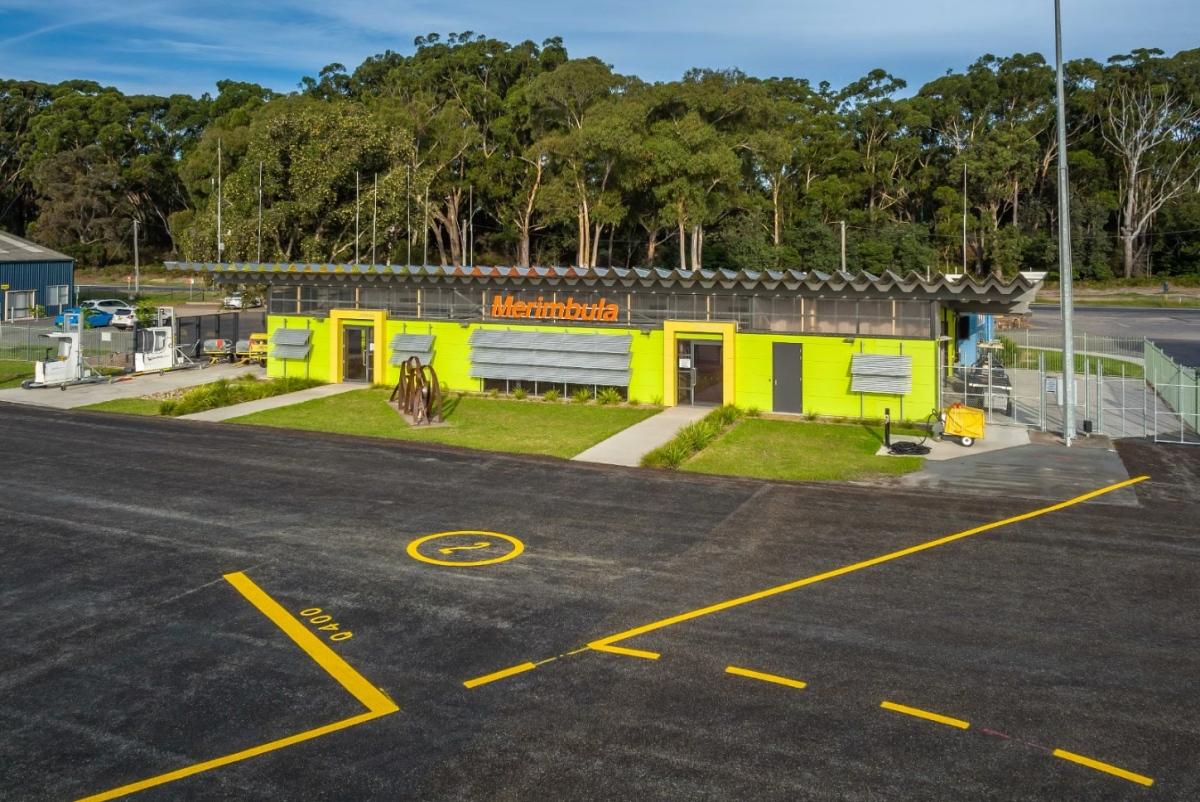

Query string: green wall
268 314 936 421
734 334 936 421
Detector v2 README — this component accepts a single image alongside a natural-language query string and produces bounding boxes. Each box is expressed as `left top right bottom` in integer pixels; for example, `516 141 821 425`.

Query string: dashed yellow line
881 701 969 729
463 661 537 688
75 572 398 802
725 665 807 689
465 477 1147 688
1053 749 1154 786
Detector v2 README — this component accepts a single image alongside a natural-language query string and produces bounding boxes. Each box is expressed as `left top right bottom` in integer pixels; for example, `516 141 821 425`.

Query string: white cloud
0 0 1195 95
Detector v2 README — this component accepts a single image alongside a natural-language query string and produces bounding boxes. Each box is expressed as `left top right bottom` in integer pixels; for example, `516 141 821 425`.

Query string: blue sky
1 0 1197 97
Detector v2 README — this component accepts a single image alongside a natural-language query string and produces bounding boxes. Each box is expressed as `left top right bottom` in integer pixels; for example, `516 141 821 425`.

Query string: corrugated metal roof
0 231 74 264
162 261 1041 306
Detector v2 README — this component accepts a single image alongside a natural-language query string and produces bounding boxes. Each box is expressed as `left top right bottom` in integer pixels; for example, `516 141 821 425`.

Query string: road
1 406 1198 801
1030 304 1200 365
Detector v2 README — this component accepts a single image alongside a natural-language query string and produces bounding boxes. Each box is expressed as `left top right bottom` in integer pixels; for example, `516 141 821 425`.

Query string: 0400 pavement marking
464 475 1149 687
75 572 399 802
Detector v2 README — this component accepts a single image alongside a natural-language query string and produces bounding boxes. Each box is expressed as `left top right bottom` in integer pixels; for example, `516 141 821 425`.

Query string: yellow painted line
881 701 969 729
75 711 386 802
586 477 1147 654
725 665 807 689
224 572 398 715
463 662 537 688
1053 749 1154 786
75 572 398 802
590 643 660 660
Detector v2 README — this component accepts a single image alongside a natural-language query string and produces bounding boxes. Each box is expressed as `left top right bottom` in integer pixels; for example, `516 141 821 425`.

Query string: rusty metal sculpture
390 356 444 425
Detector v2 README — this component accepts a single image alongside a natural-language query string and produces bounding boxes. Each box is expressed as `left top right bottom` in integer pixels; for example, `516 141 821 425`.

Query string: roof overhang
165 262 1042 314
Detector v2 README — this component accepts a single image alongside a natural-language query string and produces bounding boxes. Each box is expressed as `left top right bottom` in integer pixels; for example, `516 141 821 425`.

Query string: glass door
676 339 723 406
343 326 373 383
676 338 695 405
692 342 723 405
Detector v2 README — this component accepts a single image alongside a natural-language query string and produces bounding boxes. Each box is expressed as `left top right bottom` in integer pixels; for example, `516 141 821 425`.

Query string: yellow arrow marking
438 542 491 554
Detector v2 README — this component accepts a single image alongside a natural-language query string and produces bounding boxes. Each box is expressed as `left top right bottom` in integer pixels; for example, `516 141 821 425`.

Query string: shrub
745 406 763 418
158 376 324 416
542 389 561 402
596 387 622 405
640 439 692 469
572 387 592 404
650 394 664 406
627 397 639 406
707 404 742 428
512 387 528 400
489 388 500 398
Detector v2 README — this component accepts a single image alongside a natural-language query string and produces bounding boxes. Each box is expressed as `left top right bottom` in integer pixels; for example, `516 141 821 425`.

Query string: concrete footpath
0 363 262 410
177 383 361 421
573 405 709 467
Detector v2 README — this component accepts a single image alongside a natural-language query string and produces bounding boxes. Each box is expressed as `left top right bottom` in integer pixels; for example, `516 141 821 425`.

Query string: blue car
55 307 114 329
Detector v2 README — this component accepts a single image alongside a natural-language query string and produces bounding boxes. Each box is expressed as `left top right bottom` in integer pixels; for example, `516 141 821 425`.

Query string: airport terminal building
164 262 1040 420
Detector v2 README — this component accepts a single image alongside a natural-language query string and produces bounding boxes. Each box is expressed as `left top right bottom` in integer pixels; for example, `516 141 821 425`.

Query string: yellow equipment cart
933 403 985 447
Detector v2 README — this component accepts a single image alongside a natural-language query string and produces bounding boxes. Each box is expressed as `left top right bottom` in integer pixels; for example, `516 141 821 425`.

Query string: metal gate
939 333 1193 442
1145 342 1200 445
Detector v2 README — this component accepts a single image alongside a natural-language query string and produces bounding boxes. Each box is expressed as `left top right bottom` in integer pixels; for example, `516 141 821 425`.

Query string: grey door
772 342 802 413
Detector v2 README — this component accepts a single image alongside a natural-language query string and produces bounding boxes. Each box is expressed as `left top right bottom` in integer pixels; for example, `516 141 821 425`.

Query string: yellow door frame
329 309 387 383
663 320 737 407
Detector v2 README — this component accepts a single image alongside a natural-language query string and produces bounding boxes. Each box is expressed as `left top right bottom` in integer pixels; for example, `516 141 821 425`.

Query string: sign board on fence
101 332 112 342
1046 377 1063 406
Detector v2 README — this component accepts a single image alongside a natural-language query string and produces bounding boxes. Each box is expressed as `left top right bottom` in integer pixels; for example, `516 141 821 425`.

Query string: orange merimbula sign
490 295 619 322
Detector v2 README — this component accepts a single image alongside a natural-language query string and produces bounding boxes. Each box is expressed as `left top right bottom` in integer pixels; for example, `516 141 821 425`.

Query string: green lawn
683 418 924 482
0 360 34 390
229 389 660 459
77 398 162 415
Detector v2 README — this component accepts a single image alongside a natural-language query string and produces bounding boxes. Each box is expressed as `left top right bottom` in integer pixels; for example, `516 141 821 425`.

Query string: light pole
1055 0 1077 445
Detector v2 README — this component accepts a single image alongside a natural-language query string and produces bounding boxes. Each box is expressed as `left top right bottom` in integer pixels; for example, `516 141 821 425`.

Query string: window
46 285 69 306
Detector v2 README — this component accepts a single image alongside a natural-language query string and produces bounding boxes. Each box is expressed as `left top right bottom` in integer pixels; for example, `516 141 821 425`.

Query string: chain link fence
1145 341 1200 445
0 323 135 368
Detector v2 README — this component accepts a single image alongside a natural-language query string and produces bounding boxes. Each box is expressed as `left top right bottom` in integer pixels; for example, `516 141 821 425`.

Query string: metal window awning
388 333 435 366
270 328 312 360
850 353 912 394
468 329 632 386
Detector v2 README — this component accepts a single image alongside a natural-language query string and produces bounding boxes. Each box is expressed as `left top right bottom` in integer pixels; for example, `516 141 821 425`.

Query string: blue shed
0 231 75 321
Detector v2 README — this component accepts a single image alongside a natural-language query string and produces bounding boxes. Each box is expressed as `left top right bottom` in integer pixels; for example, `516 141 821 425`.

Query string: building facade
165 262 1040 421
0 231 75 321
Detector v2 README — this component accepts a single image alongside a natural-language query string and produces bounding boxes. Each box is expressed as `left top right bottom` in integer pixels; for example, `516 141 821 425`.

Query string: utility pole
1055 0 1077 445
216 139 223 263
962 162 968 275
423 187 429 268
406 165 412 266
469 184 474 268
355 172 360 266
839 221 846 272
372 173 378 266
133 219 140 296
257 162 263 263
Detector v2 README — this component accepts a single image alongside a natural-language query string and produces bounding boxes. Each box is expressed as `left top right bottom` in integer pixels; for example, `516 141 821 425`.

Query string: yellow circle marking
406 531 524 567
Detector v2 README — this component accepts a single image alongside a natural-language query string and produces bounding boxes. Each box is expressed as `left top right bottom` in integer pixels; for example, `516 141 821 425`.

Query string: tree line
2 35 1198 279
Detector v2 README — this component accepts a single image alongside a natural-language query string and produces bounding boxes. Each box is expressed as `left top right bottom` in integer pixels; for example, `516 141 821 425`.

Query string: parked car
110 308 137 330
221 292 262 309
83 298 135 315
55 307 114 329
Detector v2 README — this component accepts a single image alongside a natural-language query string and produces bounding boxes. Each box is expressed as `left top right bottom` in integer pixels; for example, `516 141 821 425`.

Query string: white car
83 298 135 316
110 308 137 330
222 292 262 310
